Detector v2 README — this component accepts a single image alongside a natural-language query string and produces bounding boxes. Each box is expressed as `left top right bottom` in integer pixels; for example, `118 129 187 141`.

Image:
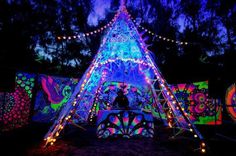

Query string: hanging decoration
57 7 189 46
128 14 188 45
57 13 119 41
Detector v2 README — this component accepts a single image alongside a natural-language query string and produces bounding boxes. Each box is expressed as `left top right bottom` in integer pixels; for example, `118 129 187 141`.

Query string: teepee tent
44 4 205 152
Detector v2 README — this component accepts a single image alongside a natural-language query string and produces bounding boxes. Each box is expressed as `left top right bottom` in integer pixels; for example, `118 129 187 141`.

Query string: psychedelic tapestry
32 75 78 122
170 81 222 125
0 72 35 131
97 81 154 111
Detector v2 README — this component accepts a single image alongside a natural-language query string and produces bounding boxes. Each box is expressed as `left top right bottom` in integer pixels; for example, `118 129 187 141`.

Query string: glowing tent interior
44 4 206 153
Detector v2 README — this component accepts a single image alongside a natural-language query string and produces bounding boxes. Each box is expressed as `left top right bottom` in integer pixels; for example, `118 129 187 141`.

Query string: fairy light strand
57 9 189 46
57 13 119 41
128 13 188 45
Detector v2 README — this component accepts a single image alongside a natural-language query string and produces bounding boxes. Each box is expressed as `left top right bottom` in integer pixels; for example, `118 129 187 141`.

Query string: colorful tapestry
170 81 222 125
97 110 154 138
0 72 35 131
32 75 78 122
225 83 236 122
97 81 153 110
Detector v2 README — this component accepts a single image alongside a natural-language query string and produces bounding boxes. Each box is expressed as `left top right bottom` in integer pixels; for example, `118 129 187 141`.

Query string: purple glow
87 0 112 26
41 76 64 104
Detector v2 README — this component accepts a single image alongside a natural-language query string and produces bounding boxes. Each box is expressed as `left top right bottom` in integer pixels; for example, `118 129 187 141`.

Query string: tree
0 0 235 83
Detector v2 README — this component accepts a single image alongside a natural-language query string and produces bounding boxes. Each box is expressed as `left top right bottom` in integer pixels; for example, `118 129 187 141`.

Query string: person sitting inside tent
113 90 129 109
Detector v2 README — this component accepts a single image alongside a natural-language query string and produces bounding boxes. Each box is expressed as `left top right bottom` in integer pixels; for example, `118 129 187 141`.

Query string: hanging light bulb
201 148 206 153
201 142 206 147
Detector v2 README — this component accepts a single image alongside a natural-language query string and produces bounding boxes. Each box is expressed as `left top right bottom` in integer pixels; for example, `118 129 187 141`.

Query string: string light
88 71 107 122
57 12 119 41
201 142 205 147
128 13 189 45
57 7 189 46
201 148 206 153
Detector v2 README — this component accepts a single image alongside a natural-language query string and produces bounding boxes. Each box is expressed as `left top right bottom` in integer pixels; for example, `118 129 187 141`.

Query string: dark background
0 0 235 99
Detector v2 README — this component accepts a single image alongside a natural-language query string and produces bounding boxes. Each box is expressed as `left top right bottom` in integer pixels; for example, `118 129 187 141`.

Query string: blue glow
58 10 156 121
87 0 112 26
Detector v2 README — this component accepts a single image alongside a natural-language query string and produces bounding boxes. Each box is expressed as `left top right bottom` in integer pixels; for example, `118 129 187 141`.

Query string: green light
17 80 22 84
20 83 25 87
193 81 208 89
25 86 30 90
